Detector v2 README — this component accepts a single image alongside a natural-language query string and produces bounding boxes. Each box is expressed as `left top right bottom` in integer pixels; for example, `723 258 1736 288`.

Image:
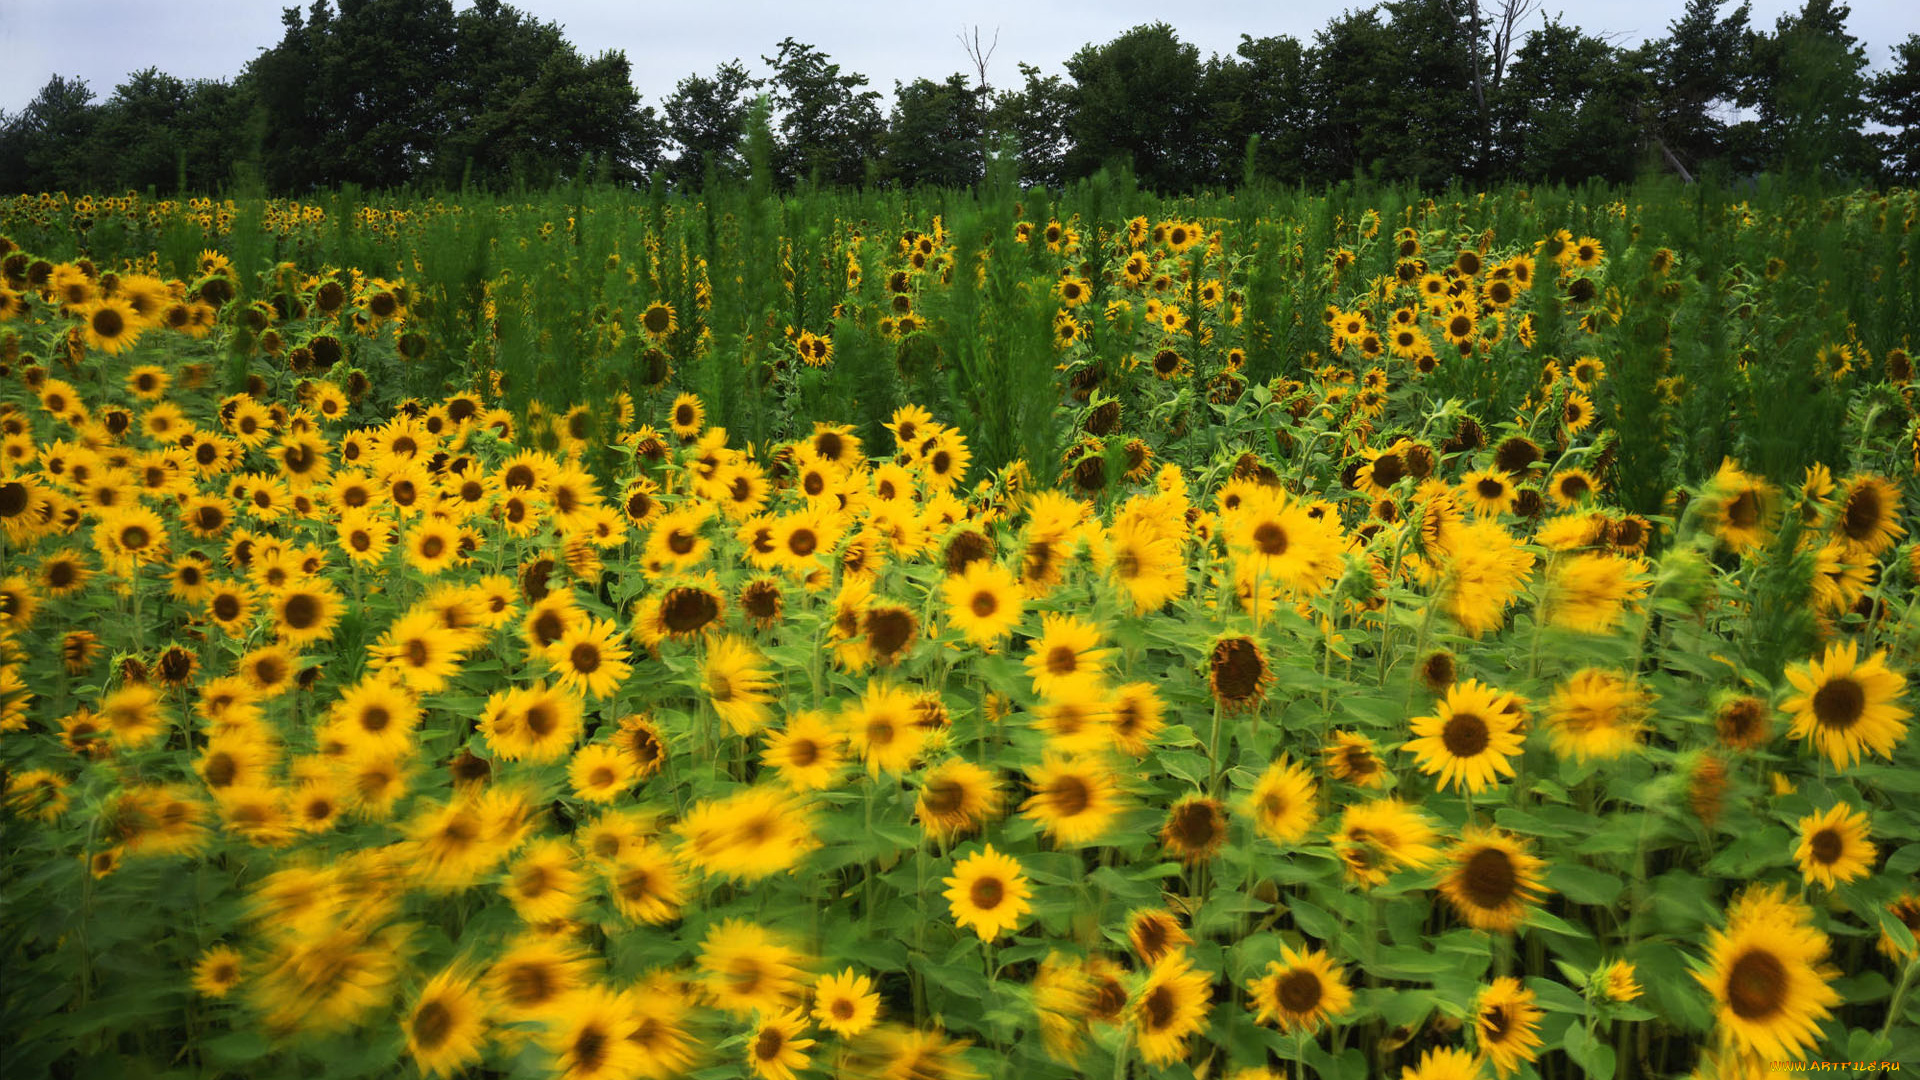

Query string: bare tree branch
1489 0 1544 90
958 25 1000 96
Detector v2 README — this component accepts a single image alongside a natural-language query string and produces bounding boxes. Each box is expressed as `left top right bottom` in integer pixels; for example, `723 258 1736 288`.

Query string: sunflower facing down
943 843 1033 941
1244 945 1353 1034
1438 828 1551 933
1780 641 1910 771
1794 802 1875 889
1402 679 1525 794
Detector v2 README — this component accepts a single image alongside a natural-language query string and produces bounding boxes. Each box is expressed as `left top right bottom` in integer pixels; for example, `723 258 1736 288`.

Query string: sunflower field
1 176 1918 1080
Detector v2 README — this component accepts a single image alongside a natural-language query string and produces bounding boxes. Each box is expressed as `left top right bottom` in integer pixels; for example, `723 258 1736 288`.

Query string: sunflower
740 1008 813 1080
81 296 144 355
1245 945 1353 1034
324 675 420 757
603 841 686 925
701 634 775 736
1830 474 1904 558
543 987 641 1080
813 968 882 1038
1031 685 1114 755
942 559 1024 645
371 609 474 694
1794 802 1874 889
545 617 631 701
1594 959 1642 1002
403 518 463 575
191 944 245 999
1458 468 1516 518
638 300 677 340
915 758 1001 841
1132 949 1212 1067
1021 754 1124 846
674 785 814 881
1471 977 1542 1077
1694 886 1841 1060
269 580 342 647
99 682 170 748
844 679 927 776
1544 553 1650 634
761 710 845 792
1403 679 1526 794
568 743 634 803
402 966 491 1078
1100 681 1166 758
96 504 169 567
1333 798 1439 887
1542 668 1649 763
1438 828 1550 933
1242 756 1319 845
481 682 582 764
1126 908 1193 966
697 920 809 1018
1548 466 1599 507
943 843 1032 941
1703 460 1778 554
1324 730 1389 788
1022 614 1113 698
1208 634 1274 713
1781 641 1909 770
1160 795 1227 866
667 393 704 441
1224 489 1343 595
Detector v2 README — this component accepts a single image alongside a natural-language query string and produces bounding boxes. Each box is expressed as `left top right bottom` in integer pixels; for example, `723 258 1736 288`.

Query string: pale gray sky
1 0 1914 114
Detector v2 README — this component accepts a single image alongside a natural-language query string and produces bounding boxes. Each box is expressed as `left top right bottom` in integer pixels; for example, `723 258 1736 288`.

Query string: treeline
2 0 1917 195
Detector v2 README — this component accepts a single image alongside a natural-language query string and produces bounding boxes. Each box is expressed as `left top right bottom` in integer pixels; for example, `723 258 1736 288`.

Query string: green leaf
1287 897 1336 942
1547 862 1624 906
203 1029 272 1065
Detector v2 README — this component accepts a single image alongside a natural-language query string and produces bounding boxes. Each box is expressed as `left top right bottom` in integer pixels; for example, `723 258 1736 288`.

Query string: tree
1200 34 1314 186
1378 0 1488 184
1061 23 1207 191
1734 0 1875 178
1636 0 1753 177
884 75 986 188
663 61 758 190
1869 34 1920 183
243 0 458 191
482 49 664 186
759 38 885 188
1494 18 1645 183
1302 9 1399 183
431 0 570 186
0 75 99 192
987 63 1071 188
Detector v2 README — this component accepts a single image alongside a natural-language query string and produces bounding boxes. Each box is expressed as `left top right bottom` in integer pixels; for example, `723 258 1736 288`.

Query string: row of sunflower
0 207 1916 1080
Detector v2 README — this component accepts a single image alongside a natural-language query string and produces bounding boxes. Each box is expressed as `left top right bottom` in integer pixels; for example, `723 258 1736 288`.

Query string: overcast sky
2 0 1914 114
